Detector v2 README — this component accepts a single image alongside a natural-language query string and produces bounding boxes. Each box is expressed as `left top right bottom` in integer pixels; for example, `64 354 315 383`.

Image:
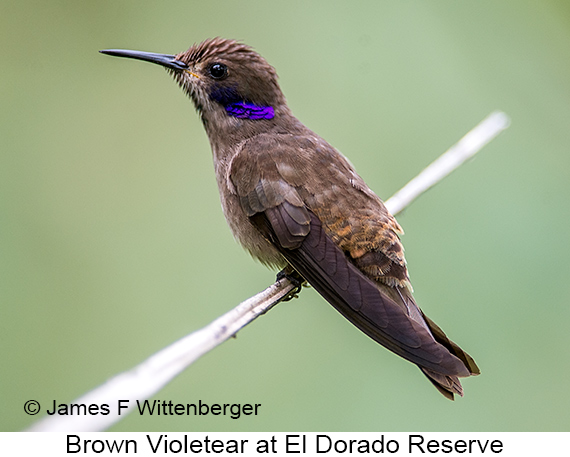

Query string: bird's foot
276 267 305 301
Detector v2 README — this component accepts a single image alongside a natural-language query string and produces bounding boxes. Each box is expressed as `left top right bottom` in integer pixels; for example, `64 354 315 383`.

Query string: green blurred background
2 0 569 432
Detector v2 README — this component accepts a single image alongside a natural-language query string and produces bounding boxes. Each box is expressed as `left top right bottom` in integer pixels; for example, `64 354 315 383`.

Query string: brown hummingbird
101 38 479 399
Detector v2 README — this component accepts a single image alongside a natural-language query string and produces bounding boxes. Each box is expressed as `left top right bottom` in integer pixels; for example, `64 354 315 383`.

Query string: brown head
101 38 291 132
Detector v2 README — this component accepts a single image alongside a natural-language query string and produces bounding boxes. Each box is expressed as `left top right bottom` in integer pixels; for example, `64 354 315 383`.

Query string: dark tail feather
419 312 480 400
420 367 463 400
421 312 480 376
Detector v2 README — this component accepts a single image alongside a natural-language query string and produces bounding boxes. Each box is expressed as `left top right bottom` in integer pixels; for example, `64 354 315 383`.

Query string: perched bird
101 38 479 399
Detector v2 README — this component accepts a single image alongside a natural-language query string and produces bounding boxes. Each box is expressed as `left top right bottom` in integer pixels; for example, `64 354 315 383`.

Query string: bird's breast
213 150 285 268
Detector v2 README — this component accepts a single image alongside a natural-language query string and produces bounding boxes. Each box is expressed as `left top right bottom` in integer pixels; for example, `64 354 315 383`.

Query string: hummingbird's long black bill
99 49 188 71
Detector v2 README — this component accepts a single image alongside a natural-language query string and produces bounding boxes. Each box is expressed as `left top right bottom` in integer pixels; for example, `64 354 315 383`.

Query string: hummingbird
101 38 479 399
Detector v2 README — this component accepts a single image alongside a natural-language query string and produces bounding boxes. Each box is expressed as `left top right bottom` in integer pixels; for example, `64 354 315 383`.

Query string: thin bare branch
386 111 509 215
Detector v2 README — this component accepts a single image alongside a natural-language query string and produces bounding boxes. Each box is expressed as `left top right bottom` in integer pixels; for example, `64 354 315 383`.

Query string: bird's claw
276 268 305 301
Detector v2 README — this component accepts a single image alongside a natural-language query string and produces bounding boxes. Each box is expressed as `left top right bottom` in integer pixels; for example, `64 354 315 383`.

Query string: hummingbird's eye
208 63 228 80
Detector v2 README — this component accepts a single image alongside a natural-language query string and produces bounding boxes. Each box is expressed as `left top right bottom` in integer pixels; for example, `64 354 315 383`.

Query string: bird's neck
201 103 306 162
224 102 275 120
